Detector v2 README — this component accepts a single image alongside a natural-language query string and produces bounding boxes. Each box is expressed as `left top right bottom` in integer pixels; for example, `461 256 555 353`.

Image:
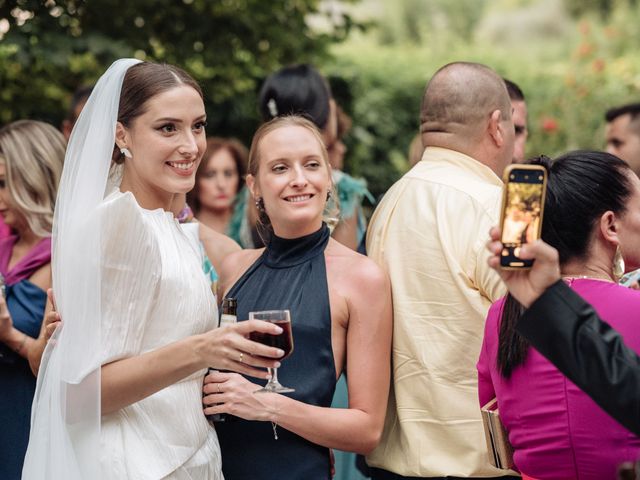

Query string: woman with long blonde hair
0 120 65 480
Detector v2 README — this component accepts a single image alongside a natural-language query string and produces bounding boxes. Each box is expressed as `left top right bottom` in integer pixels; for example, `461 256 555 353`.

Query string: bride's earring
120 147 132 159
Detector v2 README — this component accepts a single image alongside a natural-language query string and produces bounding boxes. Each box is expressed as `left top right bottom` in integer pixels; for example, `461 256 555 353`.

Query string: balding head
420 62 514 175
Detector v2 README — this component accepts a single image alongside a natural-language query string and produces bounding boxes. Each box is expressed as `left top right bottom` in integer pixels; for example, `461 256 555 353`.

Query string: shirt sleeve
473 208 507 303
99 193 160 365
517 280 640 435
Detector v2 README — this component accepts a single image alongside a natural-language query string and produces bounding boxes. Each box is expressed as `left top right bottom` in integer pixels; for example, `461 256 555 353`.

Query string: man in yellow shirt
366 62 516 479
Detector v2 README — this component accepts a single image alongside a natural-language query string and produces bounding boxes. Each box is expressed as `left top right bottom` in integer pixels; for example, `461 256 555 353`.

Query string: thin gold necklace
561 274 614 283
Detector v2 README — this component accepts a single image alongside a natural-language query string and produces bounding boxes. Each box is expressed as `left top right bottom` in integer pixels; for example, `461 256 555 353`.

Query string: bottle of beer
219 298 237 329
206 298 237 424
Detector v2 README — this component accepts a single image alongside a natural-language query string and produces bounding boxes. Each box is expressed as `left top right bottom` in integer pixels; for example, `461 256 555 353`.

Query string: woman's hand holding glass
198 320 284 379
248 310 295 393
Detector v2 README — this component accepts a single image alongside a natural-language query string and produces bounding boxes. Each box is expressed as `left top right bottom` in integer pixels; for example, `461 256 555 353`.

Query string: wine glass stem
271 367 280 388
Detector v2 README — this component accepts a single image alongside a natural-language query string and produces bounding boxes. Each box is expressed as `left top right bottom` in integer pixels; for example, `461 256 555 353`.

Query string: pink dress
478 279 640 479
0 217 10 240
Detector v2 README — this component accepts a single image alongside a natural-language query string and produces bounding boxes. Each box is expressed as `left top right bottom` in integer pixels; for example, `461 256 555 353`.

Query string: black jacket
517 280 640 436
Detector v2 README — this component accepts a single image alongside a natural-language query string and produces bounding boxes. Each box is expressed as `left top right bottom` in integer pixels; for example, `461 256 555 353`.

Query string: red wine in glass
249 310 295 393
249 320 294 360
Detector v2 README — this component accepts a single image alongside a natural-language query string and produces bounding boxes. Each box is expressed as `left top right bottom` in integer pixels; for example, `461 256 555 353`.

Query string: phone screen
500 167 546 268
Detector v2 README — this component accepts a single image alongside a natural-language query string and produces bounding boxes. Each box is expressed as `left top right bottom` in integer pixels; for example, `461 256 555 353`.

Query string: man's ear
115 122 129 150
488 109 504 148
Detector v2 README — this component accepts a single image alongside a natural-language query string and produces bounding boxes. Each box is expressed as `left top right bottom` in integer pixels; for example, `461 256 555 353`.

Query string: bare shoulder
29 262 52 292
218 247 264 297
325 239 388 292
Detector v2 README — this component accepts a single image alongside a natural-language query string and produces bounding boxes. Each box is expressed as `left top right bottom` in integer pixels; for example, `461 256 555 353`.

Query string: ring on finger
239 352 244 363
217 383 222 393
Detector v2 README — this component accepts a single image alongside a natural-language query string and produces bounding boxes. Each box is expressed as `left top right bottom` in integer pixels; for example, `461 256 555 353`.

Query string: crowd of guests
1 55 640 480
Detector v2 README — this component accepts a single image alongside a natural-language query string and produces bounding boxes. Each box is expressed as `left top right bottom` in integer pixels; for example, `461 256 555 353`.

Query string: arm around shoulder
217 248 262 300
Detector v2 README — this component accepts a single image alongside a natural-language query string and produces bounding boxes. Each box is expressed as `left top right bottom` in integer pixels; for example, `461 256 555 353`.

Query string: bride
22 59 284 479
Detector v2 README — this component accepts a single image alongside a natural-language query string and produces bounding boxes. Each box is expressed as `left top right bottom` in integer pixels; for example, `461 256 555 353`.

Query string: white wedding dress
99 190 223 479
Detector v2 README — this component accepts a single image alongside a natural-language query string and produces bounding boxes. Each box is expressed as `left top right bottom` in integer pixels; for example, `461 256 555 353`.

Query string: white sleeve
99 192 160 364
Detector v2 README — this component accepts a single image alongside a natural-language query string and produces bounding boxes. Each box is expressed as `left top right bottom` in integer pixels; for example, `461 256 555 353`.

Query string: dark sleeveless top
217 223 336 480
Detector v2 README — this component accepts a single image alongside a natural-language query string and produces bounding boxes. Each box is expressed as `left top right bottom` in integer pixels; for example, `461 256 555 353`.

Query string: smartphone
499 164 547 269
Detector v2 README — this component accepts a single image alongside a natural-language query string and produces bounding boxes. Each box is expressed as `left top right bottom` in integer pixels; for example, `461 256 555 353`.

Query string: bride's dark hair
112 62 202 164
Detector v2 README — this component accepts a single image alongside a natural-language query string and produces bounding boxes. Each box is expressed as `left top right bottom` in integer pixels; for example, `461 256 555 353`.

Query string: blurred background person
478 151 640 479
0 212 9 239
504 78 528 164
61 85 93 141
605 103 640 178
172 193 241 297
606 104 640 288
0 120 65 480
187 137 254 247
328 104 374 253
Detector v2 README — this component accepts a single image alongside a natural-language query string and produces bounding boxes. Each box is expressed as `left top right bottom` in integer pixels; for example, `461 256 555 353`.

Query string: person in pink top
0 216 10 238
478 151 640 480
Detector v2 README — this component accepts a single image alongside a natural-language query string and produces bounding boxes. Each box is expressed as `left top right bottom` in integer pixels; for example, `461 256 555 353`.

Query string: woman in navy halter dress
203 116 393 480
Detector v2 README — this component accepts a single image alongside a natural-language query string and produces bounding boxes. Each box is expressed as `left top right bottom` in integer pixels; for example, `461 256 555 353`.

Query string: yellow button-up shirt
366 147 511 477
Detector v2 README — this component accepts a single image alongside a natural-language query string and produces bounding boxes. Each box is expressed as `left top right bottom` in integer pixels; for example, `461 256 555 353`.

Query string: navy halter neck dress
216 223 337 480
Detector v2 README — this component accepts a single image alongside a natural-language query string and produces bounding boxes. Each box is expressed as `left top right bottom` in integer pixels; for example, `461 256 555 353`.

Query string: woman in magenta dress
0 120 65 480
478 151 640 480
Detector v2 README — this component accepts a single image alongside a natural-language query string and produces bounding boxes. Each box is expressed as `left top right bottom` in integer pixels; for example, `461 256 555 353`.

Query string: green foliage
324 0 640 198
326 48 425 198
0 0 359 140
564 0 638 17
376 0 488 44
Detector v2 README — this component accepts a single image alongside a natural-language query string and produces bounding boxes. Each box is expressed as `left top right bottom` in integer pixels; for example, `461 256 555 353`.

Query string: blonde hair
0 120 66 236
247 115 339 231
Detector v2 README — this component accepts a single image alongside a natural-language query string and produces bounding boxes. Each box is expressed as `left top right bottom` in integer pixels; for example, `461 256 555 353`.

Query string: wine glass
249 310 295 393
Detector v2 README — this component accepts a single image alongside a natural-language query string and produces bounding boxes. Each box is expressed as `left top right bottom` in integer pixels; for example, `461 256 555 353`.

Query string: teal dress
330 170 374 253
227 187 263 249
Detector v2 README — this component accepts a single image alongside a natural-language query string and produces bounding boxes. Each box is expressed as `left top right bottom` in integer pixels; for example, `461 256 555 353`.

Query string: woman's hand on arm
28 289 61 375
101 319 284 416
203 370 277 421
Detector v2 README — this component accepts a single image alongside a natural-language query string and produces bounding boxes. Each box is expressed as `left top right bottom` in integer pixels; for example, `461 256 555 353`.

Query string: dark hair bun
258 64 331 129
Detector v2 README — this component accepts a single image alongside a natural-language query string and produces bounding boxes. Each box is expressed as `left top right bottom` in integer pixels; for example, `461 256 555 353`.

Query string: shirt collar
420 146 503 187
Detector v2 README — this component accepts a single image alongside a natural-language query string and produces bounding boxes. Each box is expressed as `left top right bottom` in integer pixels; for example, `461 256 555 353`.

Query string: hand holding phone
499 164 547 269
